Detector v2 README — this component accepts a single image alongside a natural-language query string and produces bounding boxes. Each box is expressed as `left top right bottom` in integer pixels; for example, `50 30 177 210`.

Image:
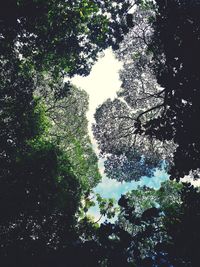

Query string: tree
131 0 200 180
93 96 172 182
74 180 182 267
153 182 200 267
104 149 163 182
92 4 176 182
114 2 163 123
0 59 83 266
94 1 200 181
0 0 135 76
35 80 101 190
115 1 199 179
117 180 182 263
78 181 200 267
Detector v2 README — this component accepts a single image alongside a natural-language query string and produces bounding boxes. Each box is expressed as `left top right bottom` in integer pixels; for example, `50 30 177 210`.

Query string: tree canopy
0 0 134 76
141 0 200 180
1 0 200 266
94 0 200 182
35 79 101 189
77 181 200 267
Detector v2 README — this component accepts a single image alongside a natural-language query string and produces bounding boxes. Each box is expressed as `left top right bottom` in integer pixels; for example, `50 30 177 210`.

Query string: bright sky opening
71 48 122 139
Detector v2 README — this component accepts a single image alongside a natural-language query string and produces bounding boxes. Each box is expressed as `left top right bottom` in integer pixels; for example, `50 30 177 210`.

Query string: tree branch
136 103 164 121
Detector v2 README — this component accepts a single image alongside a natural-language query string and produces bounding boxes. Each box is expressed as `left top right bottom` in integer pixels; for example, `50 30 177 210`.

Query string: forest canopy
1 0 200 267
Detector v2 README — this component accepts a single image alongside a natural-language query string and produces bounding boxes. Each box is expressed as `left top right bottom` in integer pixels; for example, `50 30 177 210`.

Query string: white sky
71 48 122 138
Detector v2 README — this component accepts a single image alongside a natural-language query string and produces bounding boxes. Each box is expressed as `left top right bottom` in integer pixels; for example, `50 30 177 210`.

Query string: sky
71 48 122 138
71 48 168 221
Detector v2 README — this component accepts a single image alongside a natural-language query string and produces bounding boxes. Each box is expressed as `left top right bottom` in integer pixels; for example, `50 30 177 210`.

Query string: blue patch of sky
95 167 168 199
89 161 169 222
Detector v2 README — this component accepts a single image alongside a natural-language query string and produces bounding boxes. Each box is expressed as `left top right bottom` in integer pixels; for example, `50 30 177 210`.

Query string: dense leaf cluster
0 0 133 76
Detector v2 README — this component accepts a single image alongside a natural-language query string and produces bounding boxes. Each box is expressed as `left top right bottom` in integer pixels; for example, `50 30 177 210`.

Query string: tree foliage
0 44 97 267
0 0 134 76
77 182 200 267
117 180 182 262
35 80 101 189
94 0 200 181
0 81 82 266
93 86 170 182
92 4 176 182
139 0 200 180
